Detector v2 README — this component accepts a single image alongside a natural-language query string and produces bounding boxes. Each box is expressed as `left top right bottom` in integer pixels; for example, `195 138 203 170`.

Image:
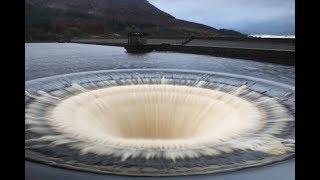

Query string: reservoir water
25 43 294 180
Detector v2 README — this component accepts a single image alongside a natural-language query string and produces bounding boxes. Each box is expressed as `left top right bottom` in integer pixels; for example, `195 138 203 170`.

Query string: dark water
25 43 294 85
25 43 295 180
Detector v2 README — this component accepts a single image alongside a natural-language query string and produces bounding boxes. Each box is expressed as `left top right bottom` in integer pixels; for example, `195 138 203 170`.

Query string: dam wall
72 38 295 66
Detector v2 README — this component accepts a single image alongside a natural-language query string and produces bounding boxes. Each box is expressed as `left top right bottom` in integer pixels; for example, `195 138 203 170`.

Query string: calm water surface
25 43 295 180
25 43 294 85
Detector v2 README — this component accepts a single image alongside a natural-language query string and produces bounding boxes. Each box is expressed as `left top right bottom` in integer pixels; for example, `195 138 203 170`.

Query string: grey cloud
148 0 295 35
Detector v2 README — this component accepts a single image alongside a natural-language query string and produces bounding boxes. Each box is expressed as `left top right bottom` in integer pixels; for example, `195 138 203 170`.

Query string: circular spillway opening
25 70 295 176
50 84 263 148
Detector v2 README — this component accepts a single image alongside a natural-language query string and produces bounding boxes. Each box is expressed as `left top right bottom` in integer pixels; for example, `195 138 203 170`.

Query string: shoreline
66 38 294 66
25 36 295 66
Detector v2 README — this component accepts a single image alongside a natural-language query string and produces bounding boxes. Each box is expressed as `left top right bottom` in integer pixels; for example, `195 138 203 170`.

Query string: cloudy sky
148 0 295 36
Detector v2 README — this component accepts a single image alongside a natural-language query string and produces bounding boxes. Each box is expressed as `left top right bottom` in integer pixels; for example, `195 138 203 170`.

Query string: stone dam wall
71 38 295 66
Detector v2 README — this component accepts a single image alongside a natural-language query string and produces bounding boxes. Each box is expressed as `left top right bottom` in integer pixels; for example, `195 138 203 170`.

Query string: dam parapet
72 35 295 66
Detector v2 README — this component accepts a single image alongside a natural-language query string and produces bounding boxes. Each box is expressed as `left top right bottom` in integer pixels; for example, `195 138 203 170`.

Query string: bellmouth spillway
25 69 295 176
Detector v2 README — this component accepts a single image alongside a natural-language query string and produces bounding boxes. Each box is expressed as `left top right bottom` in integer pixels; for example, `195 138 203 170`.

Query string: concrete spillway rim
26 68 294 91
25 69 295 177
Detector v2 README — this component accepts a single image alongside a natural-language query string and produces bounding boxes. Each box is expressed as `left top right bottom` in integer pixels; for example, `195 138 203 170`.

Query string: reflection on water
25 43 294 86
25 43 295 180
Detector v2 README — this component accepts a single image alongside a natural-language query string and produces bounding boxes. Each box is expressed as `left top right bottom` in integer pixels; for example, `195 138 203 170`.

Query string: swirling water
25 43 294 180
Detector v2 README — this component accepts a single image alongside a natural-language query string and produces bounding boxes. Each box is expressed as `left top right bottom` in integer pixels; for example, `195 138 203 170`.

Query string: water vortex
25 69 295 176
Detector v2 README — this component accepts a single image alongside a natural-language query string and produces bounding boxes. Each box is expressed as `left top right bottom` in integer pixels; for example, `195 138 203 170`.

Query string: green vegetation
25 2 105 41
25 0 246 41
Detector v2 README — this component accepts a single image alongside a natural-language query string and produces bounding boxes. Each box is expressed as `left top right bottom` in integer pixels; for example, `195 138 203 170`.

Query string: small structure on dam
125 32 154 53
127 32 148 45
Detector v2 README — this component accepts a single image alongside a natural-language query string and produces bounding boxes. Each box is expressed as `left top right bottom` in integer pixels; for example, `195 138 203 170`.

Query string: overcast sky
148 0 295 35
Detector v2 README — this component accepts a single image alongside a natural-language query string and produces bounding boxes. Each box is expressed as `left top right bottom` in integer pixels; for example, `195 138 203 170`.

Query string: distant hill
25 0 247 41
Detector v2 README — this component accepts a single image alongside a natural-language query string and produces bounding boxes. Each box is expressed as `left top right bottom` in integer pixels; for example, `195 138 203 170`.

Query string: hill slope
25 0 246 41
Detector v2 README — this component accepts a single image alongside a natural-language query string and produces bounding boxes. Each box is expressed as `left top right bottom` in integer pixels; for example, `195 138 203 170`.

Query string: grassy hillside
25 0 247 41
